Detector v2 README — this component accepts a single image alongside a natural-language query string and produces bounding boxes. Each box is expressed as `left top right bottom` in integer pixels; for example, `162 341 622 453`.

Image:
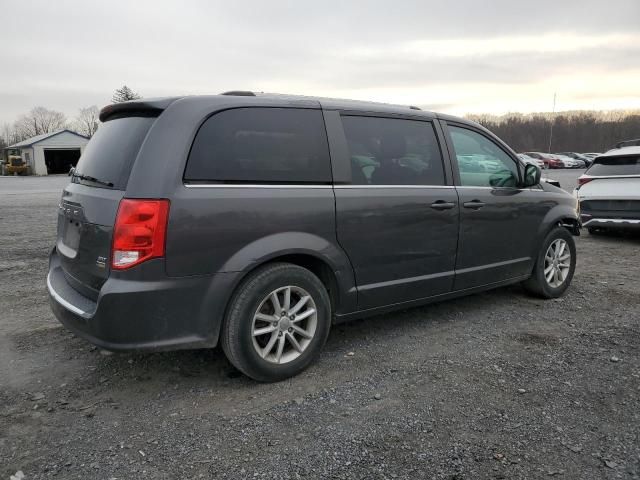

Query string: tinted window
586 156 640 176
449 126 519 188
185 108 331 183
341 115 445 185
73 116 155 189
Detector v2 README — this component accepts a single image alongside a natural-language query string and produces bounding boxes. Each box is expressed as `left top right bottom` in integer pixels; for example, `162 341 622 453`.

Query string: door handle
430 201 456 210
463 200 485 209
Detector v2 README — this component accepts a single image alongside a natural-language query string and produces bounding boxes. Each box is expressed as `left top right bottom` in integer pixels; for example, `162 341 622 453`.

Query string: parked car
582 153 602 161
552 154 580 168
576 146 640 234
557 154 586 168
557 152 592 167
522 152 556 169
47 93 580 381
536 154 563 169
517 153 544 169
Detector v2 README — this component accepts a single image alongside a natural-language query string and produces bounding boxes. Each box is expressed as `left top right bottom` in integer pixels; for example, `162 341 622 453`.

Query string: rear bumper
47 249 236 352
582 217 640 230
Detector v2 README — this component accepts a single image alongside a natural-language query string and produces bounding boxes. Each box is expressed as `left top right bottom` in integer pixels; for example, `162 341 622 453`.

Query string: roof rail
409 105 421 110
221 90 256 96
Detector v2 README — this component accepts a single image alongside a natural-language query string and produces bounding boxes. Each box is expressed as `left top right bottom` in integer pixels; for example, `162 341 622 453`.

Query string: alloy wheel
543 239 571 288
251 286 318 364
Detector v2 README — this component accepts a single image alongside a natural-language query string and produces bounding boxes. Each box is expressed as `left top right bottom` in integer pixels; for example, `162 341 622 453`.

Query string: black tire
523 226 576 298
221 263 331 382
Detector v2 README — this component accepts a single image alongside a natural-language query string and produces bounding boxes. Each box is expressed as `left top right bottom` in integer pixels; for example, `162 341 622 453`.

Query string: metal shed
7 130 89 175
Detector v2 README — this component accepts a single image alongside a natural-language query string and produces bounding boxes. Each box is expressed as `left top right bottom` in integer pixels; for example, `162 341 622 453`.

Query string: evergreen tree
112 85 142 103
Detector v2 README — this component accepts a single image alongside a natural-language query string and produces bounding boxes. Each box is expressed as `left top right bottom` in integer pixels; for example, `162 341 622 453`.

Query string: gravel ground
1 175 639 480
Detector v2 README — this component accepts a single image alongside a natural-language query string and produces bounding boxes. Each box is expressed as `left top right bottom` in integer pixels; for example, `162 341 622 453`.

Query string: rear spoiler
99 97 182 122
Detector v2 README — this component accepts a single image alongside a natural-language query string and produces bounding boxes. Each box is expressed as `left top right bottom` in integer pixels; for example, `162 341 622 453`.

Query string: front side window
185 108 331 184
449 126 519 188
341 115 445 186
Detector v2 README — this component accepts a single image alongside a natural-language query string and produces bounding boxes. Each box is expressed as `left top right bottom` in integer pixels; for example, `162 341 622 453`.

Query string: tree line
3 87 639 154
0 85 141 149
467 110 640 153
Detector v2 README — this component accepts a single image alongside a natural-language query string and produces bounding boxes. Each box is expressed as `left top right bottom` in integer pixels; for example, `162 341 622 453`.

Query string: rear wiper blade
72 172 114 188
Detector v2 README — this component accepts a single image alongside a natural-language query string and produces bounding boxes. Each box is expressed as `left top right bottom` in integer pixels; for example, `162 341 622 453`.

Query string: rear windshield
72 116 156 189
586 156 640 176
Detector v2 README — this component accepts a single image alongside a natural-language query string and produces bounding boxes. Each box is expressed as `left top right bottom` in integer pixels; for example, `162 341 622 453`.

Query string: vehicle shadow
58 282 524 390
585 229 640 244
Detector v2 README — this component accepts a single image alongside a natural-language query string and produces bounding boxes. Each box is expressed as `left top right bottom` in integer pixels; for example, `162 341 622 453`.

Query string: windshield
72 116 156 189
586 156 640 176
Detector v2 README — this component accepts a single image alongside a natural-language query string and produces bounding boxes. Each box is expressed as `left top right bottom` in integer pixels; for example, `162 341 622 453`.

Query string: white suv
576 146 640 233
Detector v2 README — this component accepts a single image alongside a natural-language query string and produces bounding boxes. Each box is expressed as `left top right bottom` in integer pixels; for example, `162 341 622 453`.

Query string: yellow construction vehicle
2 149 29 175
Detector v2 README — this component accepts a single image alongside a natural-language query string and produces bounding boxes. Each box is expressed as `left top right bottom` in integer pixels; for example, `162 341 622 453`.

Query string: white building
8 130 89 175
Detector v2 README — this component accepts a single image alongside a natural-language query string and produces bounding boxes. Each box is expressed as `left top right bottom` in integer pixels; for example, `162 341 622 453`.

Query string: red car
523 152 563 169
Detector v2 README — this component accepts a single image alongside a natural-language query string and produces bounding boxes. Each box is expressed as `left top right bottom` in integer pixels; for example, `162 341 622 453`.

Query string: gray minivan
48 92 580 381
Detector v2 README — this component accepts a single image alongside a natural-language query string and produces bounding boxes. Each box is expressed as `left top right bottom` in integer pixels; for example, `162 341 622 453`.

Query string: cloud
1 0 639 123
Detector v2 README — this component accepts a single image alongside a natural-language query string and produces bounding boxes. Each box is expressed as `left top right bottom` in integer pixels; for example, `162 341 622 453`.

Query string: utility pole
548 92 556 153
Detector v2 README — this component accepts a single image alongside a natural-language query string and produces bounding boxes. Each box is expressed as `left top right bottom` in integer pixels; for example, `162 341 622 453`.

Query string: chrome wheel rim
544 239 571 288
251 286 318 364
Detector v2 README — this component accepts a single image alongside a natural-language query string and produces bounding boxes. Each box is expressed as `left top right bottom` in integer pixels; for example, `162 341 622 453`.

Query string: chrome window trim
184 184 333 189
182 183 545 191
454 185 521 190
334 184 454 189
183 183 455 189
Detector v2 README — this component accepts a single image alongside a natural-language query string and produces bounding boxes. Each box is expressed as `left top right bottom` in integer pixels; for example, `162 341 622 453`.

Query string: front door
444 123 548 290
332 114 459 309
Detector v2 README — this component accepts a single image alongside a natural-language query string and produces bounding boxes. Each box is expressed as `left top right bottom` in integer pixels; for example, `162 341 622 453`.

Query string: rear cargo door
56 116 157 298
579 155 640 219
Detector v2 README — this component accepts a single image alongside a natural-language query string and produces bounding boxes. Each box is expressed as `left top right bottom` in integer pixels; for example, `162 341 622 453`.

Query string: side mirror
68 166 75 177
522 163 541 187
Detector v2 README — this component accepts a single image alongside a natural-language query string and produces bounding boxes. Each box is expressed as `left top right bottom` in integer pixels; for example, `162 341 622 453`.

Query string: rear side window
587 156 640 176
341 115 445 185
73 116 155 189
185 108 331 184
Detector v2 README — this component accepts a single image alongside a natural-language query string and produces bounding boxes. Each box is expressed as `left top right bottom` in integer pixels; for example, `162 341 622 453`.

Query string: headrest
380 134 406 160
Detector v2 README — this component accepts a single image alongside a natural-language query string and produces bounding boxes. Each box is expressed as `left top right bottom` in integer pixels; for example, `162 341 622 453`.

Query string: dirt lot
1 175 639 479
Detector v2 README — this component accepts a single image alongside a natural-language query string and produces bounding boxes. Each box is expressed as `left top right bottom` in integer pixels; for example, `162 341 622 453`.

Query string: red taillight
577 176 593 186
111 199 170 270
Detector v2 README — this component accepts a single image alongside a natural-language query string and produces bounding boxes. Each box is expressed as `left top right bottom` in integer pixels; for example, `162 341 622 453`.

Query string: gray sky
2 0 640 124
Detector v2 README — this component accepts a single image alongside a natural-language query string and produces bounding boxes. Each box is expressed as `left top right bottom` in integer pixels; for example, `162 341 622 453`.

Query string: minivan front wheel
221 263 331 382
523 226 576 298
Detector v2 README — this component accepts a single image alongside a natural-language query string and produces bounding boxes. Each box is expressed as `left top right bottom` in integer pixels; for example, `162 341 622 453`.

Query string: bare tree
467 110 640 153
112 85 141 103
14 107 67 139
74 105 100 138
0 122 18 147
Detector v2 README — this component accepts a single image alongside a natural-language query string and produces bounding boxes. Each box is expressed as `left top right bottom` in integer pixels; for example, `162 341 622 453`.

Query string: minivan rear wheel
221 263 331 382
523 226 576 298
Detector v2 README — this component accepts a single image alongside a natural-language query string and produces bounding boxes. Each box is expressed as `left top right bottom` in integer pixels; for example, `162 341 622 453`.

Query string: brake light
112 199 170 270
577 176 593 186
